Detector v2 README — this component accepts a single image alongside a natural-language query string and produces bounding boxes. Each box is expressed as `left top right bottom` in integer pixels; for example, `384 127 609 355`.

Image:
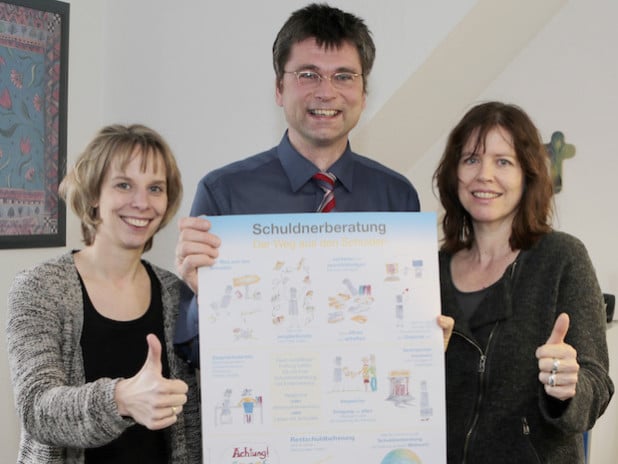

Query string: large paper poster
198 212 446 464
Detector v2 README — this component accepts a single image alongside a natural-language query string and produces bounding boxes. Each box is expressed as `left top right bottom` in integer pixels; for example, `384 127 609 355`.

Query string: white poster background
198 212 446 464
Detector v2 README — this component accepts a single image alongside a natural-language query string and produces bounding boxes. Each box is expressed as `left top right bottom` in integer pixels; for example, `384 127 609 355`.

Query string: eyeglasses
284 70 362 90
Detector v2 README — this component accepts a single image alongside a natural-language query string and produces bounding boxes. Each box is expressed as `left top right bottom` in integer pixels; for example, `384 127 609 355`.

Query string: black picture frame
0 0 69 248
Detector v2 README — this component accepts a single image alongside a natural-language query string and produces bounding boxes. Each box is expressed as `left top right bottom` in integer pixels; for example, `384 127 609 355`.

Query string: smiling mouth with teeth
309 109 339 117
472 192 500 199
124 217 150 227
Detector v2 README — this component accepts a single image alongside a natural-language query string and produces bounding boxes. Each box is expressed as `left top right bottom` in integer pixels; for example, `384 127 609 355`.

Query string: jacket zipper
522 417 530 435
459 322 499 464
521 417 542 463
457 257 518 463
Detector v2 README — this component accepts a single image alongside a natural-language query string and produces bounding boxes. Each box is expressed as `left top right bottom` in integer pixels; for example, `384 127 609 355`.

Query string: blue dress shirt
174 132 420 365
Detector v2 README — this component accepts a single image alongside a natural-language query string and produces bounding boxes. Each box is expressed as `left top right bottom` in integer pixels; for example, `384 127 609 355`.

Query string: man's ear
275 78 285 107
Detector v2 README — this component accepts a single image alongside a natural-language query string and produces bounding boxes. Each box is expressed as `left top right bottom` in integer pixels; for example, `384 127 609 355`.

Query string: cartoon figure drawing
342 365 359 391
332 356 343 392
361 357 370 391
221 285 233 308
420 380 433 421
270 258 316 328
239 388 257 424
369 354 378 392
219 388 233 425
331 354 378 393
215 388 264 426
303 289 315 324
395 294 404 328
207 273 264 343
393 288 411 329
288 287 299 327
361 354 378 392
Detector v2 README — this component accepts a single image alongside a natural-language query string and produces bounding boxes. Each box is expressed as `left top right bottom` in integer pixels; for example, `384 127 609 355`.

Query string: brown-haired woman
434 101 613 463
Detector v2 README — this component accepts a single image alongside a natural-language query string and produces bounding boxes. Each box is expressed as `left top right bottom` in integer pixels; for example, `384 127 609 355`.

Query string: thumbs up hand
535 313 579 401
114 334 188 430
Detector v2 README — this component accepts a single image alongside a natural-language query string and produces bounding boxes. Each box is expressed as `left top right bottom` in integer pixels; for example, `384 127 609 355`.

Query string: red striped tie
313 171 336 212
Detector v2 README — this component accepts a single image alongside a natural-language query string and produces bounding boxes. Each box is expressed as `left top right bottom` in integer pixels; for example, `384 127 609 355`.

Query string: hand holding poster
198 212 446 464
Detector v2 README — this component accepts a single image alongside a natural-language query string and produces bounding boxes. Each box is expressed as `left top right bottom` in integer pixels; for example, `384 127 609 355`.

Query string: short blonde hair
59 124 182 252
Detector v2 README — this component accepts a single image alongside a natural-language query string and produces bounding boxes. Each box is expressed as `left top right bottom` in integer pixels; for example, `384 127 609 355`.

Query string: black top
453 285 491 323
79 262 169 464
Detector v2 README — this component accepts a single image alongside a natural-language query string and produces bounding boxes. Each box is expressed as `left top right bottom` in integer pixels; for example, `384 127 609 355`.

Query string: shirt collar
277 131 354 192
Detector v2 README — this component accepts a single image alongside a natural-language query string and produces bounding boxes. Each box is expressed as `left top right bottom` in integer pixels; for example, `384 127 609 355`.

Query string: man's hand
175 216 221 293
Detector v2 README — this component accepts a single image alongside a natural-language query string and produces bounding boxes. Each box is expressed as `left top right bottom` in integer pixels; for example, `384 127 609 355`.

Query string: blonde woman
7 125 200 463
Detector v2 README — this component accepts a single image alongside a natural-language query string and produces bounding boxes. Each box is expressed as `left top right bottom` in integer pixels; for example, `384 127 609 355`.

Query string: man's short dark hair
273 3 375 92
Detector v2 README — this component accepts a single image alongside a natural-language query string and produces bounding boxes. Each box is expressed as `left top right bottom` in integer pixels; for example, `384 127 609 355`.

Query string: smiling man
174 3 421 366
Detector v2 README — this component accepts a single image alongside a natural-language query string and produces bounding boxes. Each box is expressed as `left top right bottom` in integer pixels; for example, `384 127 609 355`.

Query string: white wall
1 1 616 462
413 0 618 298
410 2 618 462
0 1 105 462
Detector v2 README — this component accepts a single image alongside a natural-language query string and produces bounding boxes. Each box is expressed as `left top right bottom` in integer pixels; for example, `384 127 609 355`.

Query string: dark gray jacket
440 231 613 464
7 253 201 464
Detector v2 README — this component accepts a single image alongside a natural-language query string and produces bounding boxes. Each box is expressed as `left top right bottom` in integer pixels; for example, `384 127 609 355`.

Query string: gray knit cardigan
440 231 614 463
6 252 201 464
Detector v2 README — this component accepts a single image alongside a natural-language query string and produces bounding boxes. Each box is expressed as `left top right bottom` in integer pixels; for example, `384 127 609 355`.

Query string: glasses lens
292 71 360 89
332 73 358 89
297 71 320 86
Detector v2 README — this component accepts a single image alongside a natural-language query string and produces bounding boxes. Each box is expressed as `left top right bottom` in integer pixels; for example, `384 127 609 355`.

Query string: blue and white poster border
198 212 446 464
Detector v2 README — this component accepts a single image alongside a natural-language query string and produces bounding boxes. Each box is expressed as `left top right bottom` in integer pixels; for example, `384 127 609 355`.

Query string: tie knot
312 171 336 212
312 171 336 188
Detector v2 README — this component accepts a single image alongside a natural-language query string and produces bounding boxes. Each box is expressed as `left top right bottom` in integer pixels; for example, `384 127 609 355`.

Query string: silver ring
548 373 556 387
551 358 560 374
171 406 178 416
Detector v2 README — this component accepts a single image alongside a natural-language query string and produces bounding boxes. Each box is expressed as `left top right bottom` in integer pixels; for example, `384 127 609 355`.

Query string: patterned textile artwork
0 0 67 248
